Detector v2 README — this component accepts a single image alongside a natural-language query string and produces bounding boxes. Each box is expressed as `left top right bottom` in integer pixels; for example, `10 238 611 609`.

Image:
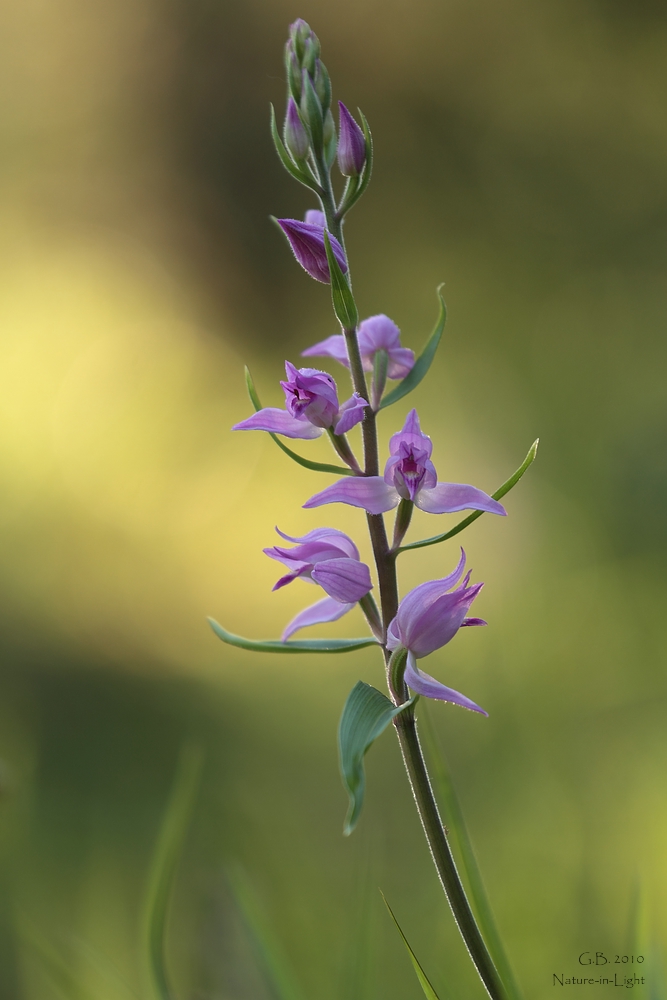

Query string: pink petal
274 526 359 560
311 557 372 603
415 482 507 515
334 392 368 435
404 653 488 715
386 347 416 380
303 477 399 515
281 596 354 641
233 408 323 439
301 334 350 367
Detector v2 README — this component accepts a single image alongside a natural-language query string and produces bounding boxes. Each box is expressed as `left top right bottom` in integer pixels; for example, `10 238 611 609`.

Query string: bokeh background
0 0 666 996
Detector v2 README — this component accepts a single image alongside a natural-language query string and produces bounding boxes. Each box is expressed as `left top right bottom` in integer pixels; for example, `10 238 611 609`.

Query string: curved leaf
143 745 203 1000
397 439 538 554
380 892 442 1000
339 681 416 835
245 367 354 476
379 288 446 409
208 618 378 653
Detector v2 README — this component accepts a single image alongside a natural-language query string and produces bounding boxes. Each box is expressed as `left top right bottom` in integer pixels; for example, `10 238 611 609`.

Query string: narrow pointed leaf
380 892 442 1000
420 707 523 1000
324 231 358 330
142 745 203 1000
398 439 538 554
228 866 306 1000
270 105 322 194
209 618 378 653
339 682 416 835
379 288 446 409
245 367 354 475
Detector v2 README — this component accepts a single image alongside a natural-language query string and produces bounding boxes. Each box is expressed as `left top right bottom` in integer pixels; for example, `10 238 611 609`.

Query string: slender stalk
318 166 505 1000
393 714 507 1000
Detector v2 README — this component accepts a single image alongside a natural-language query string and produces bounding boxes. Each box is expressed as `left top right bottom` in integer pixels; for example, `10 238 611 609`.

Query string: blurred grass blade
227 866 306 1000
398 439 538 554
19 919 91 1000
208 618 378 653
339 682 416 835
142 744 203 1000
420 708 522 1000
379 892 442 1000
245 367 354 475
379 288 446 409
628 881 667 1000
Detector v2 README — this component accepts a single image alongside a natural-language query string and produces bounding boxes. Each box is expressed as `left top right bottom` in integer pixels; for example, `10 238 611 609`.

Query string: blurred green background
0 0 666 996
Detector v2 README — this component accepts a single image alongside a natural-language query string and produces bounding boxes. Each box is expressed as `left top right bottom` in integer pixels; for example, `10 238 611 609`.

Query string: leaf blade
398 439 538 554
142 745 203 1000
380 892 442 1000
339 682 416 835
245 367 355 476
208 618 378 654
379 288 446 409
324 231 359 330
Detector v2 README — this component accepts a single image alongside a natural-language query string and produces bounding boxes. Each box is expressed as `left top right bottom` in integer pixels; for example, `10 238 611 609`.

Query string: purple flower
278 218 347 283
303 409 507 516
337 102 366 176
233 362 368 439
386 549 488 715
264 526 373 641
302 314 415 380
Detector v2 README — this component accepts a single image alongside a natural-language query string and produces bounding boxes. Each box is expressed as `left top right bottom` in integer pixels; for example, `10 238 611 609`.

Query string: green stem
317 159 505 1000
393 714 508 1000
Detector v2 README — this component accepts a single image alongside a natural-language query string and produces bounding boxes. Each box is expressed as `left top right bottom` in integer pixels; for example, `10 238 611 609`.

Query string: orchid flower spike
303 409 507 516
233 362 368 439
277 217 347 283
302 314 415 380
264 527 373 641
387 549 488 715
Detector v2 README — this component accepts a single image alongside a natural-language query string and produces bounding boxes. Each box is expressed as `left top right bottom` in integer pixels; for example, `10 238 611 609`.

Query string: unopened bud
323 108 337 167
284 97 309 162
300 71 324 153
313 62 331 115
285 48 302 102
288 19 314 62
301 37 318 75
337 102 366 177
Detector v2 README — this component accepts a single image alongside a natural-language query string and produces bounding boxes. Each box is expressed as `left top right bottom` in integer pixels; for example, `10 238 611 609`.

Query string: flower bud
313 62 331 115
277 218 347 283
323 108 337 167
300 71 324 154
283 97 309 162
337 102 366 177
285 47 302 103
288 19 316 62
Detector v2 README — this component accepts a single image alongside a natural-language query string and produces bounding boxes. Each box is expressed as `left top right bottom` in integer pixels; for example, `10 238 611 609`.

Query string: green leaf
142 745 203 1000
398 439 538 554
338 682 416 835
209 618 378 654
227 865 306 1000
380 892 442 1000
269 105 322 194
245 366 354 476
379 288 446 409
420 706 523 1000
324 231 359 330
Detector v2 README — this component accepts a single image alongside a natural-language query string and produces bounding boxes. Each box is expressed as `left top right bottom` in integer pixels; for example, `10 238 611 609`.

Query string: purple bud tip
277 218 348 283
337 102 366 177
